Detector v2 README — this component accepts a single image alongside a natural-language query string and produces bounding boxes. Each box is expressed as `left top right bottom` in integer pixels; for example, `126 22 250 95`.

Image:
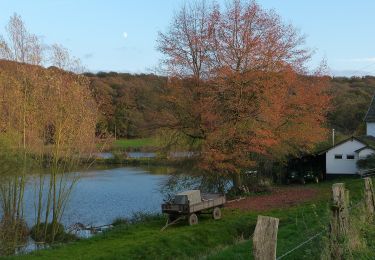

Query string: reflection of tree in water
160 170 232 201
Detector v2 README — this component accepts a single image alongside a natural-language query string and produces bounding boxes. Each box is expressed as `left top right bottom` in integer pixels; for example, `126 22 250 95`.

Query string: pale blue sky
0 0 375 76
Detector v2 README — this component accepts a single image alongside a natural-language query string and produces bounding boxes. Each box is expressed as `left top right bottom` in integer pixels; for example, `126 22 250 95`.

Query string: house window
334 154 343 159
346 154 355 160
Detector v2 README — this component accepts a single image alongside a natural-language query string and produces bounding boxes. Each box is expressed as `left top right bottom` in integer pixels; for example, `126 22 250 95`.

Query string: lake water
57 166 171 226
1 166 175 228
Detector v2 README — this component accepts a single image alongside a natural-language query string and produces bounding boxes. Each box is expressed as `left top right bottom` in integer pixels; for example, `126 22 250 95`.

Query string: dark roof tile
318 135 375 154
356 135 375 149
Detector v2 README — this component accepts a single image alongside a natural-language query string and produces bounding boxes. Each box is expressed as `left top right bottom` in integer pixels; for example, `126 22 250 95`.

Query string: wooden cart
161 190 226 230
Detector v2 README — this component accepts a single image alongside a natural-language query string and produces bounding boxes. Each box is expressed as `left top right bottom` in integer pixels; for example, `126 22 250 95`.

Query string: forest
87 71 375 146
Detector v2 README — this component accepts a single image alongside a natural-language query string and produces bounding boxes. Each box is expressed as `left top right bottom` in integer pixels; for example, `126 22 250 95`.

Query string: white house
322 96 375 176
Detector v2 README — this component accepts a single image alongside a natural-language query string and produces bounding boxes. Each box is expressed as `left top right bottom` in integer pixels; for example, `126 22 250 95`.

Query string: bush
237 171 272 196
0 216 29 256
357 154 375 170
30 222 76 243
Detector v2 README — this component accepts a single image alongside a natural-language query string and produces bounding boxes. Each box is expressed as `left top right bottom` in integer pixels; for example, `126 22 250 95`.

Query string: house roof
364 94 375 122
356 135 375 148
318 135 375 155
354 146 375 153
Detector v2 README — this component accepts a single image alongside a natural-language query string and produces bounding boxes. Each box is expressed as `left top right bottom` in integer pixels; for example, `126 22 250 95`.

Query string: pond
0 164 230 255
61 166 170 226
1 166 176 228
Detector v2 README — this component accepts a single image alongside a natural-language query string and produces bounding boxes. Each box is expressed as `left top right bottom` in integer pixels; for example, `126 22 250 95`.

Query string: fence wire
275 197 366 260
276 230 325 260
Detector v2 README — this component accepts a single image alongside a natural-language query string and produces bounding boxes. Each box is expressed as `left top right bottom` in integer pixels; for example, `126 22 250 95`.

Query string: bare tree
157 0 218 82
212 0 310 74
0 13 84 73
0 14 94 247
0 13 44 65
49 44 84 73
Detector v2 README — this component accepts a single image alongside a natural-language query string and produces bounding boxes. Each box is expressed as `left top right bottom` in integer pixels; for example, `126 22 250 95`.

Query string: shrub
357 154 375 169
0 216 29 256
30 222 76 243
227 171 273 198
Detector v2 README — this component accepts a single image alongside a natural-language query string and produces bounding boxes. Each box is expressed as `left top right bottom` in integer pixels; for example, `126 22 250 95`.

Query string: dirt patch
226 186 319 211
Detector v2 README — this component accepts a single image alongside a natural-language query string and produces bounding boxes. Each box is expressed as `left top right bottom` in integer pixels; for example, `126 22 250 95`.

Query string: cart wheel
188 213 198 226
212 207 222 220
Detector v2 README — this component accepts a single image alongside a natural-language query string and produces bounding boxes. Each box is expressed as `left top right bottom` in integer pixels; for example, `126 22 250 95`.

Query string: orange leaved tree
157 0 331 183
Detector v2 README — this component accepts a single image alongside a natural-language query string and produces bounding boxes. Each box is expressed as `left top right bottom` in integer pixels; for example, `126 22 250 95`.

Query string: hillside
328 76 375 136
1 59 374 140
85 71 167 138
85 71 375 140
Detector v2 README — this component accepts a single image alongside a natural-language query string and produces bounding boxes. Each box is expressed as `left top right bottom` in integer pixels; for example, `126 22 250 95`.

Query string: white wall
326 139 366 174
367 122 375 137
359 148 375 159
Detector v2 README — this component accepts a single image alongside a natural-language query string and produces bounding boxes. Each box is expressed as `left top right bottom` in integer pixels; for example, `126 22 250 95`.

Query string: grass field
9 177 375 259
112 138 158 150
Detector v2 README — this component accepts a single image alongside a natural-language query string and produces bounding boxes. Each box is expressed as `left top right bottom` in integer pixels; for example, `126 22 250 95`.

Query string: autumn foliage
157 0 331 175
0 60 97 157
0 14 97 157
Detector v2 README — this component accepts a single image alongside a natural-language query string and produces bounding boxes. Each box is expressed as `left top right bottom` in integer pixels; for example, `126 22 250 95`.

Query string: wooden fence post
253 215 279 260
364 177 375 220
329 183 349 259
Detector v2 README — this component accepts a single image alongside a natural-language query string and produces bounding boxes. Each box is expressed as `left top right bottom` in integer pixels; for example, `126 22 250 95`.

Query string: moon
123 32 128 39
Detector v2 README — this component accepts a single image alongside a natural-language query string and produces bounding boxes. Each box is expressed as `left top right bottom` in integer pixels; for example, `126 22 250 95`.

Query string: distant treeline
85 71 167 138
85 72 375 140
329 76 375 136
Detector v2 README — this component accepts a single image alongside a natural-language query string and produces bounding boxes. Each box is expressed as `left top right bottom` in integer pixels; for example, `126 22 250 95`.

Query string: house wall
358 148 375 159
326 139 366 174
366 122 375 136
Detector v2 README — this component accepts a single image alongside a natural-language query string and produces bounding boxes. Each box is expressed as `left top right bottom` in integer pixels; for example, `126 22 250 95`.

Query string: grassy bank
9 178 375 259
93 157 197 169
113 138 158 151
94 157 166 166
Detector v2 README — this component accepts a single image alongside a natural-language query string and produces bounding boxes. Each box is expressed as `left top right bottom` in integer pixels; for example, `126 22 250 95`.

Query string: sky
0 0 375 76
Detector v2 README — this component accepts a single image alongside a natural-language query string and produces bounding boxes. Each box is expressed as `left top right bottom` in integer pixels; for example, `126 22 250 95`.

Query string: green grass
113 138 157 150
8 177 375 260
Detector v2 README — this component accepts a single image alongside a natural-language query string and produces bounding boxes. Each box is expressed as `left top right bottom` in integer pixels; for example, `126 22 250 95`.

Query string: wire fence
274 198 366 259
271 183 372 260
276 230 325 260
